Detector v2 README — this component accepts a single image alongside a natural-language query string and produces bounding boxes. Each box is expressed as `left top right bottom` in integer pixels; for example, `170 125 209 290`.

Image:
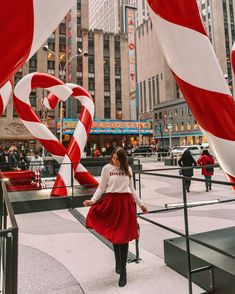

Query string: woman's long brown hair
110 147 131 178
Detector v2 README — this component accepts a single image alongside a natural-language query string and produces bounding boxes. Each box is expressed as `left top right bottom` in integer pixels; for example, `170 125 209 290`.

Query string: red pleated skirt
86 192 138 244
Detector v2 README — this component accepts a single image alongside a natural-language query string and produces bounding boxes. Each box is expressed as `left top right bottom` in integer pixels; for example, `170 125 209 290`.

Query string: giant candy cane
0 0 74 114
44 83 99 196
14 73 98 196
147 0 235 187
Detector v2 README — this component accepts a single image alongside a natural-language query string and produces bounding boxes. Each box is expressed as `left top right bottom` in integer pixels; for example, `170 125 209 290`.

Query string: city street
15 158 235 293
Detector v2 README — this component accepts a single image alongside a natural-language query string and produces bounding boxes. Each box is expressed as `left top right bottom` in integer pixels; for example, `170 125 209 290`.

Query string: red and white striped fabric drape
0 0 73 115
147 0 235 187
14 73 98 196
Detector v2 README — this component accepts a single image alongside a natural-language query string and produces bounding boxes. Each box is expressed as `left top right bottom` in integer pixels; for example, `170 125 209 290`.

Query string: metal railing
135 165 235 294
0 180 18 294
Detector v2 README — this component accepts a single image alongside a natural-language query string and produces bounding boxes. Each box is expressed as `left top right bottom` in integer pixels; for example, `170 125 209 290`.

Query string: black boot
113 244 120 274
118 243 128 287
206 182 209 192
209 182 212 190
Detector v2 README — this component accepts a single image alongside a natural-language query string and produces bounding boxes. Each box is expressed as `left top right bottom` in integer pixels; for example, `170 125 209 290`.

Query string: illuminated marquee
56 119 153 135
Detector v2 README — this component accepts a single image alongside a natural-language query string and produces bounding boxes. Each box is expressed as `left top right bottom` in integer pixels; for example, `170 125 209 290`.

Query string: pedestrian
29 151 44 172
29 151 44 188
83 146 148 287
0 147 17 171
197 149 215 192
94 147 101 158
101 146 106 157
178 149 197 192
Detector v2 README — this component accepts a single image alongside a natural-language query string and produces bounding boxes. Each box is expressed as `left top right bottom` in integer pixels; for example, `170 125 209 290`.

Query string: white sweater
91 164 143 207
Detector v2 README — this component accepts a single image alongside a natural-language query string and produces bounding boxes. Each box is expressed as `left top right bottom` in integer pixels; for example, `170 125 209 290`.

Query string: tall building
136 1 235 147
89 0 149 33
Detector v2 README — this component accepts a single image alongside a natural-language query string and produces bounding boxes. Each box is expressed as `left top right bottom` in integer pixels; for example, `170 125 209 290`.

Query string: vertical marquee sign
125 5 138 120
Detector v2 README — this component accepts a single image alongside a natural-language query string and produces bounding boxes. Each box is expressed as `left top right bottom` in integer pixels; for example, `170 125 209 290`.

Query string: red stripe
31 73 64 89
80 107 93 133
50 174 68 196
0 95 3 116
37 139 67 157
0 0 34 88
147 0 207 36
46 93 59 109
72 86 93 100
173 72 235 140
67 137 81 171
232 50 235 75
225 174 235 191
74 172 98 187
13 97 40 122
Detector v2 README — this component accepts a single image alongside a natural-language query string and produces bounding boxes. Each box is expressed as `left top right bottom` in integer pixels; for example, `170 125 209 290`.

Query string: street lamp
43 45 88 142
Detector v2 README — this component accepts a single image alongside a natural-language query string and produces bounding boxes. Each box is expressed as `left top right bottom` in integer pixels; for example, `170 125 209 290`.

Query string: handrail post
70 161 74 209
182 177 193 294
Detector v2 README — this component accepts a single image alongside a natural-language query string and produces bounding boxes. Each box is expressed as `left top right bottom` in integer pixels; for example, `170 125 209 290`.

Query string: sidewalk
16 160 235 293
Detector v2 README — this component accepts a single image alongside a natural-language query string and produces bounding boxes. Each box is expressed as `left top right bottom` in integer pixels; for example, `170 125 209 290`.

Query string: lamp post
43 45 88 142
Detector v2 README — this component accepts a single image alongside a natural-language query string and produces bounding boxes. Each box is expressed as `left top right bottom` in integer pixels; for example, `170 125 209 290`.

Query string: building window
194 120 198 130
174 109 178 117
175 122 179 131
116 110 122 119
148 78 152 110
179 107 184 116
139 82 143 112
187 121 191 130
143 80 146 112
152 76 156 105
156 75 160 104
181 122 184 131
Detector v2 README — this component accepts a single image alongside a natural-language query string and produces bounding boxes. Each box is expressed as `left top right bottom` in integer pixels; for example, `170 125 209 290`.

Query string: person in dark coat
197 149 215 192
0 147 17 171
178 149 197 192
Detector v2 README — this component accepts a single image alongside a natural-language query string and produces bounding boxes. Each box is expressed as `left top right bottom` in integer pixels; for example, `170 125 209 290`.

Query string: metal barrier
0 180 18 294
135 165 235 294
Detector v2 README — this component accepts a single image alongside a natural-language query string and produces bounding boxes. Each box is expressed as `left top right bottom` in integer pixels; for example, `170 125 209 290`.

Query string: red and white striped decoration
13 73 98 196
0 81 12 115
44 83 98 196
0 0 73 115
231 42 235 77
147 0 235 187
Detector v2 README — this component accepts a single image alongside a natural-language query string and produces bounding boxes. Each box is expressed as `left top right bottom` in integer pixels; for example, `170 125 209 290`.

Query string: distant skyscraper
89 0 149 33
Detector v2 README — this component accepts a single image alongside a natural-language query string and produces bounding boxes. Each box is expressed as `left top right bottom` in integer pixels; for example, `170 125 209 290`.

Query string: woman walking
83 146 148 287
197 149 215 192
178 149 197 192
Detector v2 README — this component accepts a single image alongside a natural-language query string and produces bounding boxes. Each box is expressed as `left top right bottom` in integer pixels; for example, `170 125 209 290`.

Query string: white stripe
22 120 58 141
58 154 72 187
28 0 74 59
43 98 52 110
14 73 35 104
73 121 88 152
76 164 88 173
0 81 12 110
150 11 230 95
201 128 235 177
52 155 64 164
78 96 95 118
46 85 72 101
66 83 94 117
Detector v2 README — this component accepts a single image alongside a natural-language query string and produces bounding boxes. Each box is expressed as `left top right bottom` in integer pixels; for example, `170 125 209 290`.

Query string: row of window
139 75 160 112
155 106 191 120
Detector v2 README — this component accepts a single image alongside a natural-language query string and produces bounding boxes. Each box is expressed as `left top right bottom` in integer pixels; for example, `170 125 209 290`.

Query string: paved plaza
16 158 235 293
